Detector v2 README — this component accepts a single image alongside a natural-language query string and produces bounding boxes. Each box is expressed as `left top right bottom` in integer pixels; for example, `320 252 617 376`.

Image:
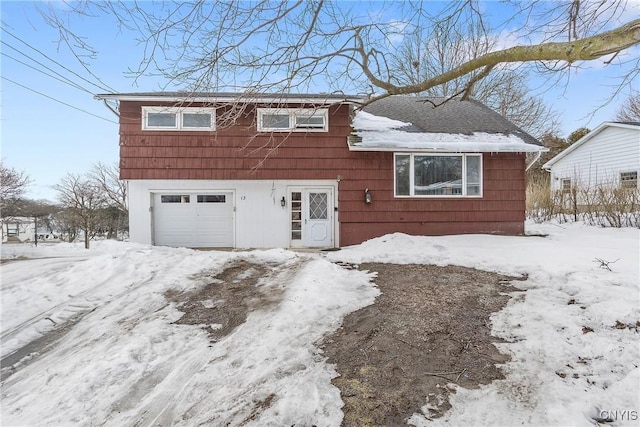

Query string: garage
152 192 234 247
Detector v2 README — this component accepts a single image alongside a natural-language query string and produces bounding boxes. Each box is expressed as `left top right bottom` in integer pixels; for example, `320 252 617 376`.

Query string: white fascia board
95 94 365 104
542 122 608 170
347 141 547 154
542 122 640 170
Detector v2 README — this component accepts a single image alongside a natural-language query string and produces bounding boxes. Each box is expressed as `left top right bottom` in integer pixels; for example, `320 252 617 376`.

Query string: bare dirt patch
321 263 522 426
166 259 296 341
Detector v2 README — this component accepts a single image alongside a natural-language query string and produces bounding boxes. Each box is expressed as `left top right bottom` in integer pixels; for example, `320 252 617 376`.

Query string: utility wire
2 76 118 124
1 27 116 94
54 26 119 95
1 48 93 95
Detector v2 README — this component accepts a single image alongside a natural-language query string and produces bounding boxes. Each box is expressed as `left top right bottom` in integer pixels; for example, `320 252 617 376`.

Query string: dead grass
321 263 523 426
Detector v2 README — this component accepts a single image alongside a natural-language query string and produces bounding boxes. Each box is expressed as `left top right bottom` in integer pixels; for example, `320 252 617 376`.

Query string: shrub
526 176 640 227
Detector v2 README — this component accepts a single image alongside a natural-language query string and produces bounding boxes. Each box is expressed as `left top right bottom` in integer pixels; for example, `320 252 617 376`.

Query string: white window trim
142 106 216 131
394 153 483 198
620 171 638 188
256 108 328 132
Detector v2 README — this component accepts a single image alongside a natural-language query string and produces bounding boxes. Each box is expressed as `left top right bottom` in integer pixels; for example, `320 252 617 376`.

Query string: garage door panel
154 192 233 247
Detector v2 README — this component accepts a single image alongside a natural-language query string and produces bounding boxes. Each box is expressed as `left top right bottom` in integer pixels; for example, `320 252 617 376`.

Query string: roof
95 91 365 104
351 96 545 153
542 121 640 169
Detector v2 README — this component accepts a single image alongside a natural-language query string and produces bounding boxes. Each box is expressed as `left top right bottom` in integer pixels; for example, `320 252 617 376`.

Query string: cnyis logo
599 409 639 421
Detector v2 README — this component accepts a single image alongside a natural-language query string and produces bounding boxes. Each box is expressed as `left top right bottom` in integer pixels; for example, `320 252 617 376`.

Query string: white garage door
153 193 234 247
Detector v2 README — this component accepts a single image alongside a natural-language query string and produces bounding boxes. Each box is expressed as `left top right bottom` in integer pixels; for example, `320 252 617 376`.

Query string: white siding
549 126 640 190
1 218 36 243
128 179 338 248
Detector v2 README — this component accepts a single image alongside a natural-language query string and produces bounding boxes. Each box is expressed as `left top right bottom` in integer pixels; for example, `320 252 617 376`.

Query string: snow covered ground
1 221 638 426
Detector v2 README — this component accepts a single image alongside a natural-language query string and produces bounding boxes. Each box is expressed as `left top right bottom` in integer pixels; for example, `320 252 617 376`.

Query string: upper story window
394 153 482 197
142 107 215 131
256 108 328 132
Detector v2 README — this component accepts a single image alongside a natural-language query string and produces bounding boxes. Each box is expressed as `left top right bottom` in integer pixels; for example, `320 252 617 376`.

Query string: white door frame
288 185 336 248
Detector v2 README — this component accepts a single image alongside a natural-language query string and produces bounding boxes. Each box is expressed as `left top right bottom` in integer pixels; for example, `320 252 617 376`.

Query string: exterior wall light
364 188 372 204
281 196 286 207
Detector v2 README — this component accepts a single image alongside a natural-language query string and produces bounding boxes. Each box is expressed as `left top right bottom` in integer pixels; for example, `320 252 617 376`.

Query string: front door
289 187 334 247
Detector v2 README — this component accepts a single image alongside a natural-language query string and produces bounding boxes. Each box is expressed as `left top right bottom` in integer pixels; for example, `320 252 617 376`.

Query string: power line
1 47 94 95
2 76 118 124
1 27 116 94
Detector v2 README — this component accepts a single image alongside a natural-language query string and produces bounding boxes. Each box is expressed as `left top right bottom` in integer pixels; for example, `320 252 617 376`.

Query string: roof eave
542 121 640 169
347 143 547 154
94 93 366 104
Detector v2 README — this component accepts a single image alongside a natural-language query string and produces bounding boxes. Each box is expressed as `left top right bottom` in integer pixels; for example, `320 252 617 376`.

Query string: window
142 107 215 131
394 153 482 197
561 179 572 193
291 192 302 240
308 192 328 219
161 195 190 203
6 223 19 237
197 195 226 203
620 171 638 188
257 108 328 132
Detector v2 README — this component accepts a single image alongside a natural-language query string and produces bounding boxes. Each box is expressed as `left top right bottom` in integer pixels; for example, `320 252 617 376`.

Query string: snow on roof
350 111 546 153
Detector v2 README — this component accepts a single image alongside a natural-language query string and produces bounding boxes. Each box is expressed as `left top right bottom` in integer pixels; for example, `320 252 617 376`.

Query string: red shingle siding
120 100 526 245
120 101 355 181
336 152 525 245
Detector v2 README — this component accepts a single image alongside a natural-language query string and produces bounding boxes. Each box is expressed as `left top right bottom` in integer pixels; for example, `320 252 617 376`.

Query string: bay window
395 153 482 197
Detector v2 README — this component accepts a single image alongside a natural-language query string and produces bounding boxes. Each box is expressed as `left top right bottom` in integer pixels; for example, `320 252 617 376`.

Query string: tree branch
372 18 640 95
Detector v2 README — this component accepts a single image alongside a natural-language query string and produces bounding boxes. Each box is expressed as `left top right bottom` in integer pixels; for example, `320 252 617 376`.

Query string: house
95 93 544 248
1 217 36 243
542 122 639 191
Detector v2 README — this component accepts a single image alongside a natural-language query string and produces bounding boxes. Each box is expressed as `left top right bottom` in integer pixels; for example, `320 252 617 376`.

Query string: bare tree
615 91 640 122
392 26 561 137
43 1 639 106
89 162 128 239
53 173 108 249
89 162 127 212
0 160 31 208
484 75 561 138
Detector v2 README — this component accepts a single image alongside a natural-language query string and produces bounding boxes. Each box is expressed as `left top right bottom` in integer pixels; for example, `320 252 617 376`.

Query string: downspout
102 99 120 117
525 151 543 172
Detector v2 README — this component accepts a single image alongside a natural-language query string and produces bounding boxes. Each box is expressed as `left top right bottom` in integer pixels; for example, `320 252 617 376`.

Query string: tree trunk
84 227 90 249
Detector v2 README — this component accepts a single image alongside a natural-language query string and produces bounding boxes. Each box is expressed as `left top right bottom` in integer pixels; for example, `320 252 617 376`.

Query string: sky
1 1 638 202
1 221 638 425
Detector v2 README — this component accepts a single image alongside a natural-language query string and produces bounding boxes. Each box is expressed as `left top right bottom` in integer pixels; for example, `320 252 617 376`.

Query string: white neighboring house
543 122 640 191
1 217 36 243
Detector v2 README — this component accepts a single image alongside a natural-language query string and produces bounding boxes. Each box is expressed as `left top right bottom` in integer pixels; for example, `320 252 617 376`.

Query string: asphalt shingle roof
363 95 541 146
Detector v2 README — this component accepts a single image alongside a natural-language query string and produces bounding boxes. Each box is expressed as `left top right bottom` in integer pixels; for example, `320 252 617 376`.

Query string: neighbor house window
394 153 482 197
142 107 215 131
6 223 19 237
257 108 328 132
620 171 638 188
561 178 572 193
